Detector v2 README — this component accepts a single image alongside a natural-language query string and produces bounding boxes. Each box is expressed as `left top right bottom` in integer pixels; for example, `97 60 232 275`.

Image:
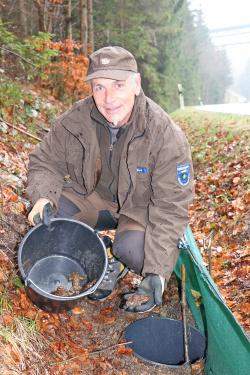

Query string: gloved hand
28 198 54 226
122 273 165 313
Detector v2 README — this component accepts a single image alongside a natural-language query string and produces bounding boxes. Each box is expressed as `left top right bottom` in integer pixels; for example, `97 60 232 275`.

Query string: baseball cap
85 46 138 81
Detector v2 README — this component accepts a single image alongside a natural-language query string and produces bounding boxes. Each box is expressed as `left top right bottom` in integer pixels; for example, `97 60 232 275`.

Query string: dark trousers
56 190 145 274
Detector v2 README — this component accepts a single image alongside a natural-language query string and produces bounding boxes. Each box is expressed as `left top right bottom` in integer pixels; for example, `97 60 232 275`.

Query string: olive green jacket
27 91 194 280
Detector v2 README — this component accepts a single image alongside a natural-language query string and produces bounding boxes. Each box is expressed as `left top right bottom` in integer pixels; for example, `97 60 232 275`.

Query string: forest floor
0 86 249 374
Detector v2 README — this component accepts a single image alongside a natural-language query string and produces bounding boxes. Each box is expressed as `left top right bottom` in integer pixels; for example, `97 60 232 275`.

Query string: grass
0 316 47 375
172 107 250 171
172 107 250 132
0 293 12 313
0 252 47 374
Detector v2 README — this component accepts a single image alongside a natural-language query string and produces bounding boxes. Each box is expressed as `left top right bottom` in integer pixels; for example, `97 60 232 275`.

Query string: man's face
91 74 141 127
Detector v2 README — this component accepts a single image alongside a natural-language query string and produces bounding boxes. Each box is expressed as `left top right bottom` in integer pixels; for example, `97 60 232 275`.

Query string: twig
0 238 15 254
0 182 4 214
0 46 37 68
181 264 190 365
203 231 214 275
49 341 133 366
39 124 50 133
0 241 16 266
224 277 237 286
0 117 41 142
0 247 15 266
89 340 133 356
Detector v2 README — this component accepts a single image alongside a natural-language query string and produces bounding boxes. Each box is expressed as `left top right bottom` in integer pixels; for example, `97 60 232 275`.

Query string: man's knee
112 230 145 274
56 192 118 230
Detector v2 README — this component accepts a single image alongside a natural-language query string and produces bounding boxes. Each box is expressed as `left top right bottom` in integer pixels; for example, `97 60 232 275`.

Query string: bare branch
0 46 37 67
49 341 133 366
0 117 41 142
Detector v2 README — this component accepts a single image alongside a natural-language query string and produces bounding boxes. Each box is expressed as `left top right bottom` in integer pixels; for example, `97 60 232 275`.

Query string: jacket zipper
108 137 117 202
109 143 113 165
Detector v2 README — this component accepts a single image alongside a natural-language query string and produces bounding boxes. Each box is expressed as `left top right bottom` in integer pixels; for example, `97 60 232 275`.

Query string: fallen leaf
2 313 14 326
94 314 116 325
81 319 93 330
61 362 81 374
244 192 250 204
7 344 22 364
232 198 245 211
99 307 113 315
117 345 133 355
71 306 85 315
232 176 240 185
191 289 203 308
191 359 204 374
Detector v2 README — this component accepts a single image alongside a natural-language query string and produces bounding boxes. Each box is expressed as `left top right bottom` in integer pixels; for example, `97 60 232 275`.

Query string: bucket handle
24 274 100 300
24 276 52 296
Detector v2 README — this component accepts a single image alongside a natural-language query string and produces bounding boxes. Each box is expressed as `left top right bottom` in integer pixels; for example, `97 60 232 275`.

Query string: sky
189 0 250 79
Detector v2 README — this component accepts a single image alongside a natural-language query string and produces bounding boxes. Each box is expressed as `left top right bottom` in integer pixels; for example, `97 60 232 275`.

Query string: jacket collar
60 96 95 140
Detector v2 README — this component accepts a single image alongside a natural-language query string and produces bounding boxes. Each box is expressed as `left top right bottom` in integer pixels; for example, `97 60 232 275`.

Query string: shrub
0 19 58 81
41 39 91 101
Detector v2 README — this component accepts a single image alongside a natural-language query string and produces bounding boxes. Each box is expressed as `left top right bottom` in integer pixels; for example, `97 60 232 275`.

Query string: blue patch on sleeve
177 164 191 186
136 166 149 174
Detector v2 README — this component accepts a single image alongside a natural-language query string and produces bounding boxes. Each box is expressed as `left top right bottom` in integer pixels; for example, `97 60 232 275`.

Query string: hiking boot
88 255 127 301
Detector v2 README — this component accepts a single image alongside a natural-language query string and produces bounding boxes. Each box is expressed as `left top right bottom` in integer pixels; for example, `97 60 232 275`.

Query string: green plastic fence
174 226 250 375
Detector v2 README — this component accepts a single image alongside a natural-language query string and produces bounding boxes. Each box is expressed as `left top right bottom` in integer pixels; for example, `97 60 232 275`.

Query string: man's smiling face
91 74 141 127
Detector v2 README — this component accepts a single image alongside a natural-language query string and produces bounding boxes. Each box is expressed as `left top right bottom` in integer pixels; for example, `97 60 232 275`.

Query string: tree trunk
87 0 94 52
33 0 56 33
33 0 46 32
46 1 54 33
67 0 72 39
80 0 88 54
120 0 124 46
19 0 28 36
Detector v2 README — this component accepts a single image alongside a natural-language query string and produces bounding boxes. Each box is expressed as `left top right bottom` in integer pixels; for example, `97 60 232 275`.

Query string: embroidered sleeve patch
137 166 149 174
177 164 191 186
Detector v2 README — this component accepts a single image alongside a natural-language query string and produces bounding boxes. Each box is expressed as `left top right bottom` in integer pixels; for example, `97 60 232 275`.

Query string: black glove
122 273 164 313
33 202 54 227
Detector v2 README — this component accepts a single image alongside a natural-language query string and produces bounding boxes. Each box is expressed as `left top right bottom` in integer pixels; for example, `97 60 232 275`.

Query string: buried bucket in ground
125 316 206 367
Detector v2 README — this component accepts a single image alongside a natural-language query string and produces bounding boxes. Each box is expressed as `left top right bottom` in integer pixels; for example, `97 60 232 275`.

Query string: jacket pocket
66 147 85 183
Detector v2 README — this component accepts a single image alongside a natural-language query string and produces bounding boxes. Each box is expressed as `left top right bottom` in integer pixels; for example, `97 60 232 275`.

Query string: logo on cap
100 58 110 65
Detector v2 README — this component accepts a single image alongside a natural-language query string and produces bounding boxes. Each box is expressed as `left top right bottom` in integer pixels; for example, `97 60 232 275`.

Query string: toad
68 272 87 294
52 286 71 296
124 294 150 308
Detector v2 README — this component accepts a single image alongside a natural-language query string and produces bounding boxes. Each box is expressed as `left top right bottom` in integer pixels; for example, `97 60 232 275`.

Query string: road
194 103 250 116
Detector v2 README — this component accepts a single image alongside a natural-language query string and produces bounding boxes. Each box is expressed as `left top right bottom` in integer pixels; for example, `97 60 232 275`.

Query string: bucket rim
124 315 206 368
18 218 108 300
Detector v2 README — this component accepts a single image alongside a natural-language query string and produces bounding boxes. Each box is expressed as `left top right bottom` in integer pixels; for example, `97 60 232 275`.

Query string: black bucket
18 218 107 312
125 316 206 367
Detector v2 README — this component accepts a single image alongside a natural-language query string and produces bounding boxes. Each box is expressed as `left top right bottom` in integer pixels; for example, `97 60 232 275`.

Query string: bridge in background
209 24 250 47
